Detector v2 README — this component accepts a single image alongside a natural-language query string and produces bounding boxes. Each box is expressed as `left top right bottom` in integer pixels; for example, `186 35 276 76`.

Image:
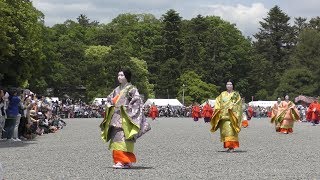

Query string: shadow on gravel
129 166 154 170
217 150 247 153
108 166 154 170
0 141 37 148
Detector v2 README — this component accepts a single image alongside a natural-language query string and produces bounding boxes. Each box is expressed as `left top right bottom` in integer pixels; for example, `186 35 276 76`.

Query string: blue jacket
6 96 21 117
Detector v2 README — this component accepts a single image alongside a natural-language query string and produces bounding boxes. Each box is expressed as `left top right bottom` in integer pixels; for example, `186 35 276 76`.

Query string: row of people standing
0 87 67 141
191 102 214 123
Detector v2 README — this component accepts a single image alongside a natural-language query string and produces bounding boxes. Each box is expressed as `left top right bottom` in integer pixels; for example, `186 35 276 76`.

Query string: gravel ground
0 117 320 180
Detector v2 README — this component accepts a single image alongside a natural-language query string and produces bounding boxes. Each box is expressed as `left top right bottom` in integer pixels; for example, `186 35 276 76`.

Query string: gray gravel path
0 118 320 180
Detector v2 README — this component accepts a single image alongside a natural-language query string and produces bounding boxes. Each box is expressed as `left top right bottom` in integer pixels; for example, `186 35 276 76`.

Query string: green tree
156 58 180 98
294 17 308 36
274 68 317 98
161 9 183 62
253 5 295 98
288 29 320 96
153 9 184 98
201 16 253 98
77 14 99 27
0 0 44 87
129 57 154 99
308 17 320 31
177 71 219 105
180 15 208 73
83 45 112 100
98 46 154 100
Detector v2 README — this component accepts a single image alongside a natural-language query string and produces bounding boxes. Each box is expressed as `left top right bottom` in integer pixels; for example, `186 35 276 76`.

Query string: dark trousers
19 117 28 138
2 117 16 139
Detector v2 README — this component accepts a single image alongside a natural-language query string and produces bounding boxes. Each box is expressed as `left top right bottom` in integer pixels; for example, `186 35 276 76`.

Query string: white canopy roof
144 99 183 107
248 101 277 108
92 98 107 105
46 97 59 102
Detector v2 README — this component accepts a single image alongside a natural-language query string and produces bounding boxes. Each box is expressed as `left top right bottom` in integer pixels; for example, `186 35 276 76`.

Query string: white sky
32 0 320 36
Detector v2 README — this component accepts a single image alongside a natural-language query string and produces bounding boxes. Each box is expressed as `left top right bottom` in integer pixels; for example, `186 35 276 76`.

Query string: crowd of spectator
144 104 311 123
0 87 66 142
52 98 104 119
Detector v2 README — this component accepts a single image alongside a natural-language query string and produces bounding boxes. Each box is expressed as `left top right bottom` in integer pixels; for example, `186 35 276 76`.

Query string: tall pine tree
155 9 183 98
253 6 295 99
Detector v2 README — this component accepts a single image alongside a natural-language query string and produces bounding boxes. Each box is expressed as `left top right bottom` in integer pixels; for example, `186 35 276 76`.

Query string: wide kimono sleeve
270 104 278 123
289 103 300 121
210 93 222 132
210 91 242 133
229 92 242 132
100 89 116 142
106 89 116 106
121 87 150 140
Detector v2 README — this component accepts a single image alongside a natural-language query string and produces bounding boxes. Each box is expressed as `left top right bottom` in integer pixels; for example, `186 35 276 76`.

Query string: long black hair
226 79 235 89
0 86 4 103
120 68 132 82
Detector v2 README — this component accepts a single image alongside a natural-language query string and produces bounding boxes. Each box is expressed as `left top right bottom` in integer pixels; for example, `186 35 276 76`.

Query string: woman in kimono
100 69 151 169
210 81 242 152
271 98 282 132
271 95 299 134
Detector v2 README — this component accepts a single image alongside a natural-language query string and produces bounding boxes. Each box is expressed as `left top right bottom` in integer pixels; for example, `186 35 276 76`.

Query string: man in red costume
192 102 201 121
149 102 159 120
202 101 213 123
307 98 320 126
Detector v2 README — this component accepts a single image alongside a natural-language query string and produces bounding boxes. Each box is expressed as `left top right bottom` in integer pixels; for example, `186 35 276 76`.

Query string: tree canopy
1 3 320 103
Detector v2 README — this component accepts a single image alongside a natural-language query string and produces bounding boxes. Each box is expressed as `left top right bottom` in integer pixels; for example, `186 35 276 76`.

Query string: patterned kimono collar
119 83 132 90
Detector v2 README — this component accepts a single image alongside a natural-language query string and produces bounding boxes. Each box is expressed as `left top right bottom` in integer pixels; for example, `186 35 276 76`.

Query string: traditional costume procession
148 102 159 120
241 98 253 128
100 69 151 169
270 95 300 134
271 98 282 132
202 101 214 123
210 81 242 152
306 98 320 126
191 103 201 121
97 67 319 168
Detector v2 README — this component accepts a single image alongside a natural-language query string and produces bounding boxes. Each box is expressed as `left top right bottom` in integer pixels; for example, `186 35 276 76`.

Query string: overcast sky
33 0 320 36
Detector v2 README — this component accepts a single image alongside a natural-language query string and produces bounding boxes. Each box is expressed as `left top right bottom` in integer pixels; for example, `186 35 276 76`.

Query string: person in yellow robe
210 81 242 152
100 69 151 169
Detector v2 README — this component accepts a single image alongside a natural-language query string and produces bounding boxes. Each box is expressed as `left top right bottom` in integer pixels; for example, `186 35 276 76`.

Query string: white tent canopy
46 97 59 102
201 99 216 107
92 98 107 105
248 101 277 108
144 99 183 107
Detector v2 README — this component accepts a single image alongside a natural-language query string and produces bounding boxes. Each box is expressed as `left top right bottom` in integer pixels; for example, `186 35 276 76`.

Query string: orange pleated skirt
113 150 136 164
224 141 239 149
279 128 293 134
